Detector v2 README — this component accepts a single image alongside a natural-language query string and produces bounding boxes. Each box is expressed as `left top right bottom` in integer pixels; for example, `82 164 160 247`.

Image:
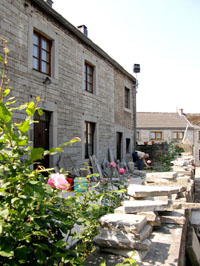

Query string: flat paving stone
94 229 151 250
128 184 181 198
124 200 169 213
99 213 147 234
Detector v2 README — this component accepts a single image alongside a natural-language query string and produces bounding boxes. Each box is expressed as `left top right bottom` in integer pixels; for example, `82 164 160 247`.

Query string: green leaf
30 148 44 161
26 101 35 116
0 103 11 123
37 108 43 116
34 248 46 264
2 89 10 97
0 55 3 63
54 240 66 248
0 250 14 257
18 120 30 133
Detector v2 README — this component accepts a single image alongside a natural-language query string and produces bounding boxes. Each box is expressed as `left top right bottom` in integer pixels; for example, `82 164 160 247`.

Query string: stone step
98 213 147 234
94 228 152 250
127 184 181 198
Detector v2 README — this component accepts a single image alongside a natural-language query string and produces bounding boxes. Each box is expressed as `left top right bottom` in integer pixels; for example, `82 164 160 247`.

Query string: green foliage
0 39 129 265
157 141 184 171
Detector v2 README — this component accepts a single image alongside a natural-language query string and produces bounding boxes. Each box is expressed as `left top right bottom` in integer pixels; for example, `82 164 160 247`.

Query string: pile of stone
93 213 152 260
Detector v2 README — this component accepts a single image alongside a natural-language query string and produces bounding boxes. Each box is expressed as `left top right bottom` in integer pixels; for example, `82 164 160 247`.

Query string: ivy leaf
0 103 11 123
18 120 30 133
2 89 10 97
30 148 44 161
26 101 35 116
0 55 3 63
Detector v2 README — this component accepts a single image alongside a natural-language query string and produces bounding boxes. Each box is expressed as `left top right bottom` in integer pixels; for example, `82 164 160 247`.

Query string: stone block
114 206 126 214
191 211 200 226
98 213 147 234
124 200 169 213
94 229 151 250
137 211 157 222
146 172 177 182
159 210 186 225
127 184 180 198
186 227 200 266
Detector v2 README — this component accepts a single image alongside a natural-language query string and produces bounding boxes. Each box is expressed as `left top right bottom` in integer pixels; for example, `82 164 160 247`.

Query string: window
85 121 95 159
33 31 52 75
136 131 140 140
84 62 94 93
124 87 130 109
150 131 162 140
126 138 131 154
172 131 184 140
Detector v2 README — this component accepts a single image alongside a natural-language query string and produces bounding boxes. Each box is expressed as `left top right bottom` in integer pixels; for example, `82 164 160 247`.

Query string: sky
53 0 200 114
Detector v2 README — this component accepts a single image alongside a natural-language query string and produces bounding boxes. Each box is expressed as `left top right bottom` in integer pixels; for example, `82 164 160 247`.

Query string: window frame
126 138 131 154
32 31 52 76
84 121 95 159
84 62 94 93
172 131 184 140
124 87 130 109
150 131 162 140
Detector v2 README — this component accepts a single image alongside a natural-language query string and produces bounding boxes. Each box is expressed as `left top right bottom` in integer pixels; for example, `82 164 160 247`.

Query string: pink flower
177 145 180 148
118 168 126 174
147 160 151 164
127 178 130 182
47 173 69 191
109 162 116 168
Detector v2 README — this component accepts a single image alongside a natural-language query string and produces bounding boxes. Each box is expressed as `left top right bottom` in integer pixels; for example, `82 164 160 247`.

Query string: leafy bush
0 39 127 265
157 141 184 171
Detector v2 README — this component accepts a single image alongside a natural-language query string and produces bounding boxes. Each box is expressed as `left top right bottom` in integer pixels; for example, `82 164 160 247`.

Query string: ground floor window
126 138 131 153
84 121 95 159
150 131 162 140
172 131 184 140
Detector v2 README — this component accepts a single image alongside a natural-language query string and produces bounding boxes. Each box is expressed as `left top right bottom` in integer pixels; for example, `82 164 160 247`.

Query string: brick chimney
77 25 88 37
45 0 53 7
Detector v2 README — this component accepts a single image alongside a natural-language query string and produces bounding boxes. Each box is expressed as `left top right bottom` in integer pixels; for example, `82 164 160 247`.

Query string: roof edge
29 0 136 83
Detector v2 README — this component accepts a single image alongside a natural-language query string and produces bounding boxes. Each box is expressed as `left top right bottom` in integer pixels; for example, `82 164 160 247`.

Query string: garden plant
0 38 135 265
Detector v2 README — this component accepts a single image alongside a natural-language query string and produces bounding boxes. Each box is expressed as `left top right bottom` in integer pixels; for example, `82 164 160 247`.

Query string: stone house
137 110 200 165
0 0 136 170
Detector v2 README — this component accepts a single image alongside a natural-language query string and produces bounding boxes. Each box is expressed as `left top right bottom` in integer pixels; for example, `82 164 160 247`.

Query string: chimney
77 25 88 37
178 108 184 116
45 0 53 7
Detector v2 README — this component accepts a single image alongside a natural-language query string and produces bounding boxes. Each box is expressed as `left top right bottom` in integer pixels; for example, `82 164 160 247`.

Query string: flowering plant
47 173 69 190
118 167 126 174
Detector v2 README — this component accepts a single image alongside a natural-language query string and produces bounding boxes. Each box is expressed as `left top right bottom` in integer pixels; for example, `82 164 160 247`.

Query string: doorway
116 132 122 161
34 110 51 169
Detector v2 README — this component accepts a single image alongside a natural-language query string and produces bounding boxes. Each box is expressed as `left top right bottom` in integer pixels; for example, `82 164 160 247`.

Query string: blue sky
53 0 200 113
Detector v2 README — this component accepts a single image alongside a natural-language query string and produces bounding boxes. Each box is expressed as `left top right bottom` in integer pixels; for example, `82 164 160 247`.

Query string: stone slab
127 184 181 198
146 172 177 182
186 227 200 266
94 229 152 250
190 211 200 226
100 248 149 260
137 224 153 242
159 210 186 225
99 213 147 234
85 225 184 266
137 211 157 222
124 200 169 213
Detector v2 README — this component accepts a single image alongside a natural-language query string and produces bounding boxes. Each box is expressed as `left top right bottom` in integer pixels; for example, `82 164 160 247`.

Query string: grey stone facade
0 0 136 170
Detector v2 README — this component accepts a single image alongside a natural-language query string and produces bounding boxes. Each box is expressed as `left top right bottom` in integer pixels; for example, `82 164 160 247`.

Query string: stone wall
0 0 136 169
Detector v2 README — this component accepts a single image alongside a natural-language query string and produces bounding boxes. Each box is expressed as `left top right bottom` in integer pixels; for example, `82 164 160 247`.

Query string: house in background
137 110 200 165
0 0 136 170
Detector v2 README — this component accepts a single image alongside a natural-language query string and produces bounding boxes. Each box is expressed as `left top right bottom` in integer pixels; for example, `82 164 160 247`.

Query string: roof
28 0 136 83
137 112 191 129
185 114 200 127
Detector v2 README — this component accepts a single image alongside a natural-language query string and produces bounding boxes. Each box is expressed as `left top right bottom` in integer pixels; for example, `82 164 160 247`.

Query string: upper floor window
33 31 52 75
84 121 95 159
150 131 162 140
124 87 130 109
84 62 94 93
172 131 184 140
